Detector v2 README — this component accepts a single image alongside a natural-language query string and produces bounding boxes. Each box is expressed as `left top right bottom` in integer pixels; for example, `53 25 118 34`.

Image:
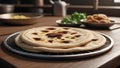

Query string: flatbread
15 31 106 53
15 35 41 52
20 26 94 48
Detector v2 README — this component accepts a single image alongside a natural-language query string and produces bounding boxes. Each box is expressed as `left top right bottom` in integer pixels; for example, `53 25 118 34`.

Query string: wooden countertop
0 16 120 68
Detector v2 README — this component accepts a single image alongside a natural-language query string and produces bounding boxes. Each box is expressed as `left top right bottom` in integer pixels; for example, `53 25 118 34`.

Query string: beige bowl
0 13 43 25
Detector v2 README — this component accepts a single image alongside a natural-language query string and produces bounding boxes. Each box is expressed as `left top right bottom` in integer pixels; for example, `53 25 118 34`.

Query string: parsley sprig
61 12 86 24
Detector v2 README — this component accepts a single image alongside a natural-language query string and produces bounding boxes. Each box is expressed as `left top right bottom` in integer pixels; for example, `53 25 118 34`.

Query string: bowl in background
0 13 43 25
81 19 115 29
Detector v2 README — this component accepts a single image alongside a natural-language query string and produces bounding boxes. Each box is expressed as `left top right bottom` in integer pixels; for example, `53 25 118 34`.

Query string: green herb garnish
61 12 86 24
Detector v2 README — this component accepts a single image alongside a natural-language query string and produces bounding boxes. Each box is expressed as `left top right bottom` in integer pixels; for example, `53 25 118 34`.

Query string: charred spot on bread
32 33 38 35
48 40 53 43
57 36 61 39
61 39 65 40
66 37 69 38
61 40 71 43
71 32 77 35
75 35 81 37
46 33 62 38
33 38 41 41
41 30 49 32
58 31 68 34
47 28 56 30
92 39 98 41
71 37 75 39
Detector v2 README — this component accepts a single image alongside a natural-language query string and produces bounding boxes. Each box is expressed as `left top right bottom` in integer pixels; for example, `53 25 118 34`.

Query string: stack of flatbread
15 26 106 53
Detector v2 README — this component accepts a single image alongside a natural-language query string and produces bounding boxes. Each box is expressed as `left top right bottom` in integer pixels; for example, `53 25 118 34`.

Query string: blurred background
0 0 120 16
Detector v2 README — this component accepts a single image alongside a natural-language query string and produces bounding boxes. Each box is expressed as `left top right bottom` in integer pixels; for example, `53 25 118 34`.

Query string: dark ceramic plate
81 19 115 29
3 32 114 60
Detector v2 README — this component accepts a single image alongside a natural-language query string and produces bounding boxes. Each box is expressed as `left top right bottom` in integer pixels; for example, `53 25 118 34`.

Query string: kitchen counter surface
0 16 120 68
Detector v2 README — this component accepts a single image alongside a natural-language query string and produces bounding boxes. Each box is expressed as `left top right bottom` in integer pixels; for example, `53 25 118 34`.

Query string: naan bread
15 31 106 53
15 35 40 52
20 26 93 48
